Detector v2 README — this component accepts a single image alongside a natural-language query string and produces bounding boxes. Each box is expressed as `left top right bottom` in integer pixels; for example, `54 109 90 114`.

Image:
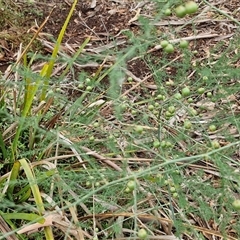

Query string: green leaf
2 212 45 224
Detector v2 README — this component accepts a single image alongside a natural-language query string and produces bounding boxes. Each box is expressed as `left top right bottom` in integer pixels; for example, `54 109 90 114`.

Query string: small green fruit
148 104 154 111
85 78 91 84
127 77 133 82
233 200 240 210
161 140 167 148
168 106 175 114
174 92 182 100
173 192 178 198
208 124 217 132
179 40 189 49
138 229 148 239
160 40 169 48
127 180 136 191
153 140 161 148
164 44 174 53
164 8 172 16
135 126 144 134
166 141 173 148
211 140 220 149
181 87 191 97
86 86 93 91
207 92 212 97
165 111 173 117
202 76 208 81
93 122 99 128
197 87 205 94
156 94 165 100
185 1 198 14
175 5 187 18
78 83 84 89
184 120 192 129
89 136 95 141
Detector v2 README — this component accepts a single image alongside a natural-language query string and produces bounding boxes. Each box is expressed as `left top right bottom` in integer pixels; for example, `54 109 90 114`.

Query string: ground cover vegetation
0 0 239 239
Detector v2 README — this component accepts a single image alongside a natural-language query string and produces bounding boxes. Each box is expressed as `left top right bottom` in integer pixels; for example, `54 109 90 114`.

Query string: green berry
233 200 240 210
85 78 91 84
161 140 167 148
164 43 174 53
135 126 143 134
164 8 172 16
197 87 205 94
148 104 154 111
174 92 182 100
93 122 99 128
181 87 191 97
89 136 95 141
154 102 160 107
160 40 169 48
207 92 212 97
184 120 192 129
138 229 148 239
120 103 127 110
127 180 135 191
179 40 189 49
208 124 217 132
175 5 187 18
173 192 178 198
168 106 175 114
202 76 208 81
78 83 84 89
86 86 93 91
211 140 220 149
165 111 173 117
153 140 161 148
156 94 165 100
166 141 173 148
185 1 198 14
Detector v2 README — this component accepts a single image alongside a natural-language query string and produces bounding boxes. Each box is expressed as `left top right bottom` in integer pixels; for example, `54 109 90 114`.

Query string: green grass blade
2 213 45 224
7 161 20 201
19 159 54 240
42 0 78 100
0 130 7 160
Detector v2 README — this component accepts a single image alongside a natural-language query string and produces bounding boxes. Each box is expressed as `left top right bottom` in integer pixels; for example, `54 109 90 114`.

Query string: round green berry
164 44 174 53
127 180 136 191
181 87 191 97
148 104 154 111
174 92 182 100
138 229 148 239
185 1 198 14
86 86 93 91
184 120 192 129
164 8 172 16
208 124 217 132
175 5 187 18
197 87 205 94
233 200 240 210
168 106 175 114
153 140 161 148
160 40 169 48
135 126 144 134
179 40 189 49
211 140 220 149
